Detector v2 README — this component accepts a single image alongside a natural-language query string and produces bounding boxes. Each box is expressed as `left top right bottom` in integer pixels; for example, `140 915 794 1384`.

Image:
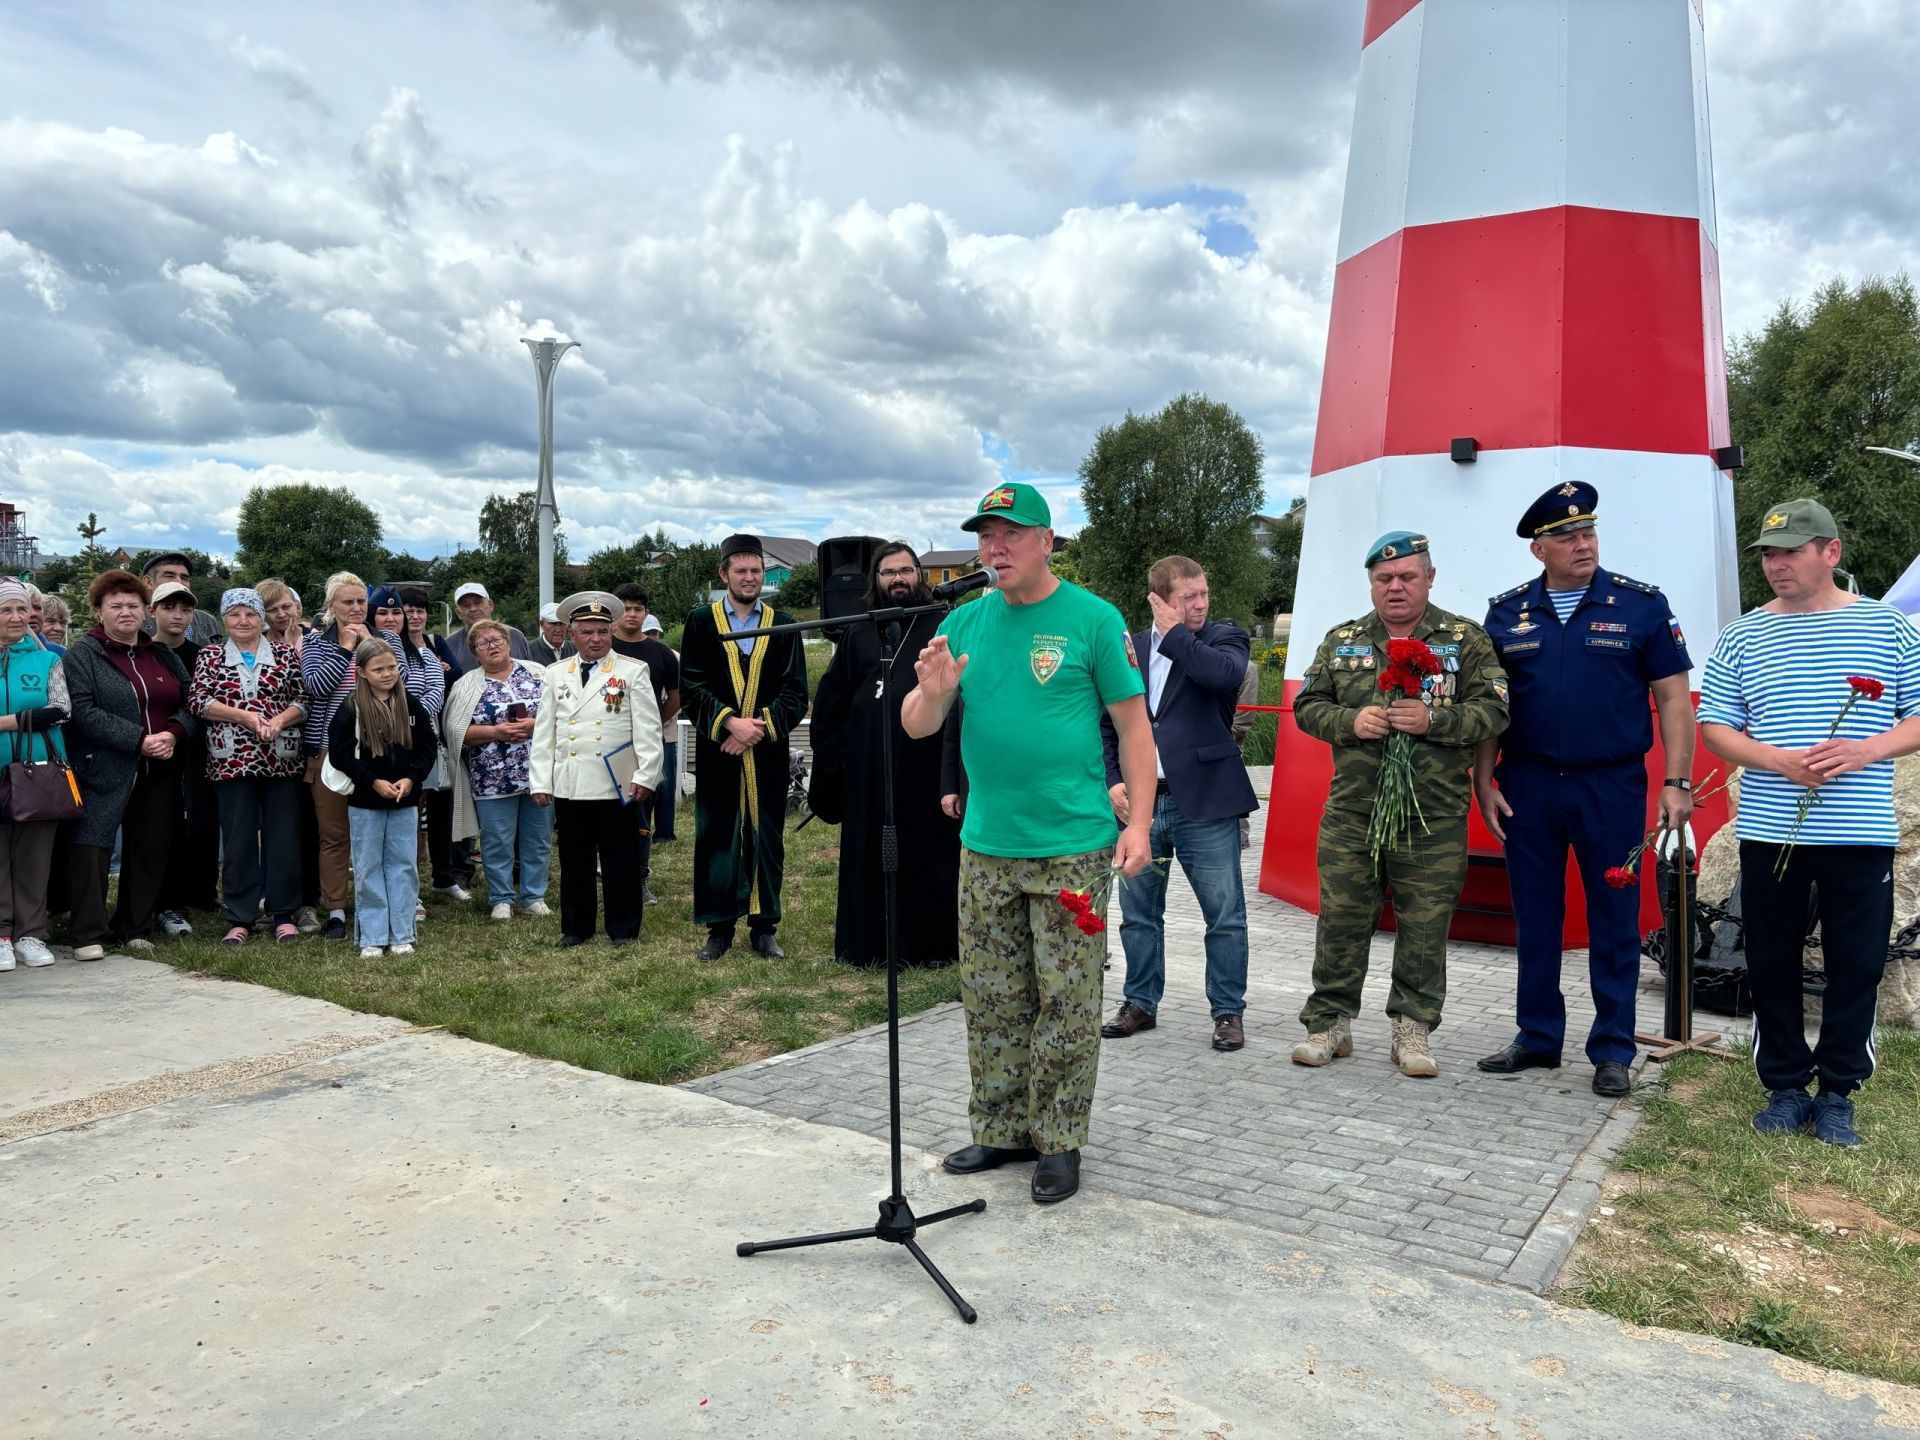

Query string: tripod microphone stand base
738 1194 988 1323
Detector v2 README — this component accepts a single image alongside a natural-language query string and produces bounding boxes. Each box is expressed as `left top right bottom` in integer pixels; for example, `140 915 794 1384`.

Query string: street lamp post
523 336 580 613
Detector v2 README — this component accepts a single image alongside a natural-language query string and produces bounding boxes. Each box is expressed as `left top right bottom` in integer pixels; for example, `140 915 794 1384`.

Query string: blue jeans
1118 792 1249 1018
475 793 554 908
348 805 420 946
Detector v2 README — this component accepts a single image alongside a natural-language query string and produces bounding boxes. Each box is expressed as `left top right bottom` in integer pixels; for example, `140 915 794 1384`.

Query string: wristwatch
1663 777 1692 791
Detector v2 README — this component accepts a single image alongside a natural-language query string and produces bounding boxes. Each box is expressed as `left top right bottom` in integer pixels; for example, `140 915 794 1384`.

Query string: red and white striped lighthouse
1261 0 1740 941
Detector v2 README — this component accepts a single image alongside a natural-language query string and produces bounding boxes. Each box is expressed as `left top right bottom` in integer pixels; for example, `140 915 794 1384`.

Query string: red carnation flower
1074 911 1106 935
1603 866 1637 890
1057 888 1090 915
1847 675 1885 701
1385 637 1442 674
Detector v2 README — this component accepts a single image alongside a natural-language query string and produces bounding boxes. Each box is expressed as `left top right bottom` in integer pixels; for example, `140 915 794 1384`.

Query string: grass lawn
1559 1030 1920 1385
148 798 961 1085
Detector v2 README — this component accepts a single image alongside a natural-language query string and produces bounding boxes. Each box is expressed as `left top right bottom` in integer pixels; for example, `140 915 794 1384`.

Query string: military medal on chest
602 675 627 713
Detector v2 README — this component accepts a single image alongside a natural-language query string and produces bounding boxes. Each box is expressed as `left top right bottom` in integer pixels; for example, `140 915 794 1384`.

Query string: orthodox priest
809 544 962 969
681 533 812 961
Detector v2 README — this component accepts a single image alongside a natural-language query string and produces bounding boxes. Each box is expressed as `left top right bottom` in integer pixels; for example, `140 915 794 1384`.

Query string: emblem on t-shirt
1030 634 1068 685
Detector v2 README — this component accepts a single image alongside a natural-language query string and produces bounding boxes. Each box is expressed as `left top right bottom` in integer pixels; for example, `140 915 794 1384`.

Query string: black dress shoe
1031 1150 1080 1204
1099 1001 1157 1039
1593 1060 1632 1097
942 1144 1039 1174
751 932 785 959
1476 1041 1562 1074
696 932 733 962
557 933 589 949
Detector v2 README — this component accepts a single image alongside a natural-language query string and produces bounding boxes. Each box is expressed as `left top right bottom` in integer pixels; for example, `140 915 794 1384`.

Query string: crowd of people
0 553 686 967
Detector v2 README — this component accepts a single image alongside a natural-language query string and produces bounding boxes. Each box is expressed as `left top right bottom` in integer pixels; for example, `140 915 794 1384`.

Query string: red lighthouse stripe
1362 0 1422 48
1312 205 1723 476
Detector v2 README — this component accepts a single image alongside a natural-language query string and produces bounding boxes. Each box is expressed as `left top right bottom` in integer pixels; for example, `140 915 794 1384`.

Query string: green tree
381 551 435 583
1049 534 1085 586
74 512 111 576
1728 275 1920 607
473 491 568 626
1075 392 1268 629
653 543 721 628
581 534 667 594
1252 504 1305 622
235 484 387 604
776 561 818 607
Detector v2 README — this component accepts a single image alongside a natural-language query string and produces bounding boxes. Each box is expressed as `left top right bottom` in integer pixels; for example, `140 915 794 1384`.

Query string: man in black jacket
1098 557 1258 1051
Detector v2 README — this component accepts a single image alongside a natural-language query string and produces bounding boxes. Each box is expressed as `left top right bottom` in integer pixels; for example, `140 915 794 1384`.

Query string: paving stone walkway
689 781 1692 1293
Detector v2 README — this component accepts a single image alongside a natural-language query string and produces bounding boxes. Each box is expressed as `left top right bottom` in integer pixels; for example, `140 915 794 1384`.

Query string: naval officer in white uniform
530 592 665 946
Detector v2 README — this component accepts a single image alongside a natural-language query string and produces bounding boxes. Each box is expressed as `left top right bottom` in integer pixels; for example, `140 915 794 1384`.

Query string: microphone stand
732 594 987 1323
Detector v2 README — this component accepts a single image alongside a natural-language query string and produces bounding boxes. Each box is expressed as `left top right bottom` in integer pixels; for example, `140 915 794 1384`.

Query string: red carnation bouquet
1367 637 1442 861
1774 675 1886 877
1057 856 1170 935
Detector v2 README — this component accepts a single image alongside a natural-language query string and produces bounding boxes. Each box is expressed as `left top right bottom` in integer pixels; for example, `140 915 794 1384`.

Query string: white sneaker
359 945 385 958
434 883 472 902
159 910 193 938
524 899 551 918
390 942 414 956
16 937 54 968
490 903 513 922
73 944 106 962
124 937 155 954
295 906 323 935
0 939 13 971
414 900 427 922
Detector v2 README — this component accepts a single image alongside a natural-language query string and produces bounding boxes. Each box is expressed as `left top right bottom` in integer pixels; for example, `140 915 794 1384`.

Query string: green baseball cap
961 481 1051 532
1747 498 1838 550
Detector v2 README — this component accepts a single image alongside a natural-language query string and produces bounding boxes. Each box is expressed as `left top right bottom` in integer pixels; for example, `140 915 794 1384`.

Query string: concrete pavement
4 957 1916 1438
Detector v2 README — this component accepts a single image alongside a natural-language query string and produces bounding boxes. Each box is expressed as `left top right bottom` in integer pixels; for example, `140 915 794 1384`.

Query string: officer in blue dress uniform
1471 482 1696 1097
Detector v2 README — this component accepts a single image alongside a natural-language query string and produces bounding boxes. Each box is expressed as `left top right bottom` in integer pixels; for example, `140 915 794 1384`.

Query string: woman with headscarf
444 618 552 920
299 572 405 941
62 569 197 959
0 578 70 970
189 587 307 945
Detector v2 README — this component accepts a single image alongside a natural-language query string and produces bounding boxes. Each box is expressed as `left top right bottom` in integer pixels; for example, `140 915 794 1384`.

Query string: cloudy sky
1 0 1914 565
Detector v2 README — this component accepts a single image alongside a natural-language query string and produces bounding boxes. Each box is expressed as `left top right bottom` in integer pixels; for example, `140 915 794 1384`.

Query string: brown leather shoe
1099 1001 1157 1039
1212 1014 1245 1052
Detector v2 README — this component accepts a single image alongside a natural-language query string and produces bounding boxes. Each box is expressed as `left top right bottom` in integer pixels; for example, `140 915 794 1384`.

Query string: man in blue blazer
1099 557 1260 1051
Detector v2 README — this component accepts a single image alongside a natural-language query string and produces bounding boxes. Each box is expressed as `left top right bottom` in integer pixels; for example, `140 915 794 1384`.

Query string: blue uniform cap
1518 481 1598 539
1364 531 1429 568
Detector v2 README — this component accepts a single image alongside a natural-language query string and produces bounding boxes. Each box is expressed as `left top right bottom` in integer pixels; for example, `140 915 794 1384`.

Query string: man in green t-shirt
902 481 1157 1206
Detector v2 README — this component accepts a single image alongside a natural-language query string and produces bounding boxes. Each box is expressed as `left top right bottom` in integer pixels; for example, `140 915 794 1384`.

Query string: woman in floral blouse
189 588 307 944
443 619 552 920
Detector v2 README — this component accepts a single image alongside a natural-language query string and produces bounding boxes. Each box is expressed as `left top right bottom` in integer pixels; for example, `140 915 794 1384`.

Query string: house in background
759 537 816 590
920 548 979 585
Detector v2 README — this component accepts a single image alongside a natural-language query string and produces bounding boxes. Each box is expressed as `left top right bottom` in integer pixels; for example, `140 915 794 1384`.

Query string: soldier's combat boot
1390 1016 1438 1078
1291 1015 1353 1067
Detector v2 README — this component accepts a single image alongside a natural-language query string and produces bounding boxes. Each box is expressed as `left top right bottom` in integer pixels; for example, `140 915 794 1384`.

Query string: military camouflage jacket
1294 604 1508 819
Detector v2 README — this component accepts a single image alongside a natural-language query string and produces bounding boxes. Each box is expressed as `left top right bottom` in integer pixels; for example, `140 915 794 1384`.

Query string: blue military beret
1518 481 1598 539
1364 530 1429 568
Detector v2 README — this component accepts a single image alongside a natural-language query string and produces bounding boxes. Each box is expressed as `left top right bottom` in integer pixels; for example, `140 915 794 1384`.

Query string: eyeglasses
878 567 919 579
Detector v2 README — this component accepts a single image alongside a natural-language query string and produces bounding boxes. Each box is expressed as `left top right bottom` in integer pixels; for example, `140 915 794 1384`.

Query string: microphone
932 567 1000 601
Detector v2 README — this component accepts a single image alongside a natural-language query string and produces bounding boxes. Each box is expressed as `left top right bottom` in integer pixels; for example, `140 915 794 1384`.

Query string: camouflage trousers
1301 805 1469 1032
956 846 1110 1153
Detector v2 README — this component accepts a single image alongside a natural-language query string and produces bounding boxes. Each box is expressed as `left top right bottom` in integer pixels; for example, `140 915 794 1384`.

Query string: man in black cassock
809 544 962 969
680 534 812 961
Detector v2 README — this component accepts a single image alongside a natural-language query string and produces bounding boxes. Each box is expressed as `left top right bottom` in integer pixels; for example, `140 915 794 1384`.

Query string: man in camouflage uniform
901 482 1156 1205
1292 531 1509 1076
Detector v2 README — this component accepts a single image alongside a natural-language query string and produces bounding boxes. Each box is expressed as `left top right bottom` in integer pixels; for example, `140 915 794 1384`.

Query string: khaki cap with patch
1747 498 1838 550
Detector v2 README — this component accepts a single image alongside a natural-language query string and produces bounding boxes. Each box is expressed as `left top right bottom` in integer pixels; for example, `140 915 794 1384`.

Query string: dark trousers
1739 840 1893 1097
215 778 302 926
162 765 220 914
555 798 644 941
1499 760 1647 1064
653 739 678 840
423 787 455 888
72 760 179 946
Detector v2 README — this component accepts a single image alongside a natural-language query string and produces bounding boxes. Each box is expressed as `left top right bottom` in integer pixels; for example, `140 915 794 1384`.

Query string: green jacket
1294 604 1508 819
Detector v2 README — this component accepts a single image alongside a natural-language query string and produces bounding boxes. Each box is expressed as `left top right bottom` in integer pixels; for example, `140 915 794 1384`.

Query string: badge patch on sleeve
1669 619 1687 649
1122 633 1139 670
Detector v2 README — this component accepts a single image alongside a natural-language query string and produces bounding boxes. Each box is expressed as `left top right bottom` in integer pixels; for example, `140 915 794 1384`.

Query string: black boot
697 927 734 962
1031 1150 1081 1204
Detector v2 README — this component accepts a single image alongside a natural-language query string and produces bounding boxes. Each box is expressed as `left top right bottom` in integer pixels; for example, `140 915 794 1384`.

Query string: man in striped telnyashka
1699 498 1920 1148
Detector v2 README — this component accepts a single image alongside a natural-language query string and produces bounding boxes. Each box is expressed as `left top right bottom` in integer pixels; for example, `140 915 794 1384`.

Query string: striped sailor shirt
1696 598 1920 846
